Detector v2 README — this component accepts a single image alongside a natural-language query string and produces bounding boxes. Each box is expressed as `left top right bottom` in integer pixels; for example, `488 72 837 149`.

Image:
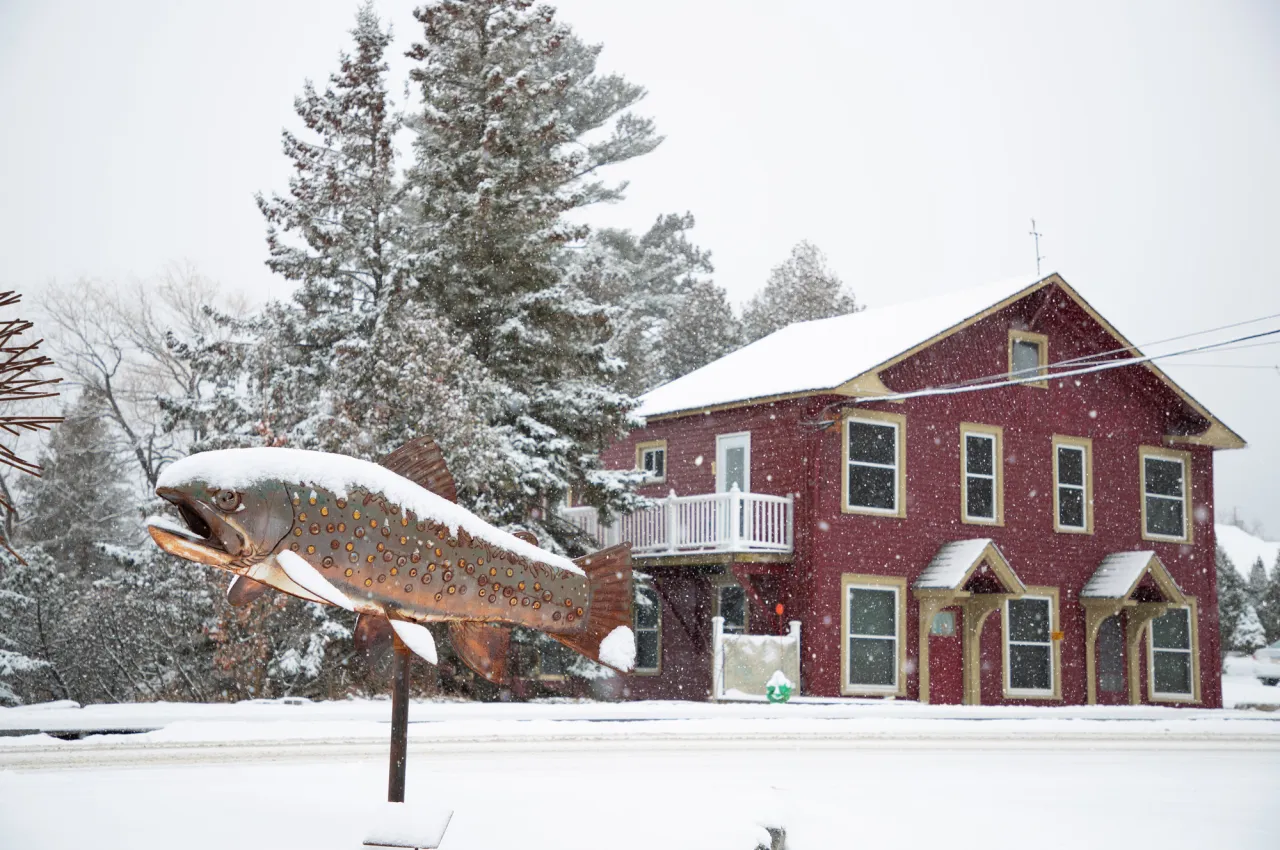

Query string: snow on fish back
156 448 582 576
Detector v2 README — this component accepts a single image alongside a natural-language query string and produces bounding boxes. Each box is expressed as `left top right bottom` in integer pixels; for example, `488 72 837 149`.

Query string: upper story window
842 411 906 517
1008 329 1049 388
1053 436 1093 534
961 423 1003 525
634 584 662 674
636 440 667 482
1140 447 1191 542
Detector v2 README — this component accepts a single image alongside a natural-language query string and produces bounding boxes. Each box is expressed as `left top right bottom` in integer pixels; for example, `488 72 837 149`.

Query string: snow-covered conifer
657 281 743 385
404 0 660 544
742 241 860 343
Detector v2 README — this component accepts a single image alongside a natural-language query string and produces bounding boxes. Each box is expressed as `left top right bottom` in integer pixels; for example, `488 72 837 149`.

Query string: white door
716 432 751 544
716 432 751 493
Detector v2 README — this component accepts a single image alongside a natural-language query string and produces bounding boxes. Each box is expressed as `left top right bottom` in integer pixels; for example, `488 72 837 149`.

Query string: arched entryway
1081 552 1189 705
913 539 1027 705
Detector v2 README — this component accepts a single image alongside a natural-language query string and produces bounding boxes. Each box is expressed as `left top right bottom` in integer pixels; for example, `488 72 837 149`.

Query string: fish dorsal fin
380 436 458 503
449 621 513 686
511 530 538 547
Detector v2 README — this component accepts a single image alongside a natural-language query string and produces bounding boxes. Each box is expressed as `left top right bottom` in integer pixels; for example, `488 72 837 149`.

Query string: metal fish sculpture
147 437 635 682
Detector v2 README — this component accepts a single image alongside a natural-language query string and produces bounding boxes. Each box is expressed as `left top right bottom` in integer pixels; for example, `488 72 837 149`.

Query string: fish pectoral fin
227 575 271 608
379 435 458 503
276 550 356 611
448 621 513 686
354 614 394 657
389 619 438 665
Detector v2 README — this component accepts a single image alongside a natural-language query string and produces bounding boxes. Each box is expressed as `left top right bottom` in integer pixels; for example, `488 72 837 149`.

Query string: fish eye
213 490 241 512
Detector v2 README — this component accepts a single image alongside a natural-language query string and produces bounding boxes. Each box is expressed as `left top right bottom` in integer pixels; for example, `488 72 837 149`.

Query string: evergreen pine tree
1261 555 1280 643
657 281 743 385
1216 546 1265 655
566 213 718 394
1248 557 1268 605
404 0 661 543
741 241 860 343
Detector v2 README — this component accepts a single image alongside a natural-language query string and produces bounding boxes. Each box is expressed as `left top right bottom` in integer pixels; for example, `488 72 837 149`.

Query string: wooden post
388 634 411 803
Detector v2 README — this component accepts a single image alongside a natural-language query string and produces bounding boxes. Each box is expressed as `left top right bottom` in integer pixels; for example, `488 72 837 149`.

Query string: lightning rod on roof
1029 219 1045 276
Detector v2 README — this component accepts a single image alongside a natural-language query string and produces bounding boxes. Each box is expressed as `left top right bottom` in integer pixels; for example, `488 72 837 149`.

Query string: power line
946 310 1280 391
853 326 1280 404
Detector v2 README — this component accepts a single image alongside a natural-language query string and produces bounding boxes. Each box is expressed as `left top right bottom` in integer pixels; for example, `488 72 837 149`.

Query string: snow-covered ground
2 666 1278 849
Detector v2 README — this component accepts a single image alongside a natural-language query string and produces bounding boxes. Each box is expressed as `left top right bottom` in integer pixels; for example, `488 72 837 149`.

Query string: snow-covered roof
1215 524 1279 581
1080 552 1158 599
636 273 1050 418
913 539 1014 591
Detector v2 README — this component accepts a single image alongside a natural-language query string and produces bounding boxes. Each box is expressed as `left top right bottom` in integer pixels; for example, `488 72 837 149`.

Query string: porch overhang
912 539 1027 705
1080 552 1187 705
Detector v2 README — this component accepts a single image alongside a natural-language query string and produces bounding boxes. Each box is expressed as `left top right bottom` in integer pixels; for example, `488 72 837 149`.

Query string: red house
568 272 1243 707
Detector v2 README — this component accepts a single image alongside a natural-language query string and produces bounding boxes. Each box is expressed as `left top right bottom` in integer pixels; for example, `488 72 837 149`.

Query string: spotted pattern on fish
284 486 588 634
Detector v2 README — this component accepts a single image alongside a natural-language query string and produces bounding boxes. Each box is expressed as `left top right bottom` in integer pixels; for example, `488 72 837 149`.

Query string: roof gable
635 272 1243 449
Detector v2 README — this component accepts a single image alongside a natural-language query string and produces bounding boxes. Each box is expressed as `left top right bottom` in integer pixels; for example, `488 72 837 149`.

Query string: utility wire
853 326 1280 404
942 310 1280 391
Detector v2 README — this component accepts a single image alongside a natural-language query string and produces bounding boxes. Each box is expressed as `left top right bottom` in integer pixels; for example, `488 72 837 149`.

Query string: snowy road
2 732 1276 850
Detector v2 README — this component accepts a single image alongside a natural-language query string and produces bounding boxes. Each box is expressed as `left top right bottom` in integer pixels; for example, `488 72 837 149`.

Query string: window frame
1052 435 1093 534
840 574 907 697
633 583 662 676
960 422 1003 526
1147 599 1200 704
635 439 668 484
535 641 571 682
1139 446 1193 543
1008 329 1049 389
1001 587 1061 701
841 410 907 518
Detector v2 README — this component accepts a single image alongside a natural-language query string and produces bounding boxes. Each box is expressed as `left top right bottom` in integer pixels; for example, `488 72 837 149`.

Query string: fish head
151 480 294 572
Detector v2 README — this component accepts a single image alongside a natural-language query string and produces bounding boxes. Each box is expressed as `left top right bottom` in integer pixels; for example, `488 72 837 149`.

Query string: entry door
716 432 751 543
716 432 751 493
929 607 965 705
1096 614 1126 705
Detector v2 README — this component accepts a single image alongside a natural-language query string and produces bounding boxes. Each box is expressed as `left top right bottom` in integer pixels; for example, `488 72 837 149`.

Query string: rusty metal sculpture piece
147 436 635 816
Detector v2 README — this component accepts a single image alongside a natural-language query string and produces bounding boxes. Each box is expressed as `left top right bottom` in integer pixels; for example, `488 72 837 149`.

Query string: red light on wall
775 603 785 616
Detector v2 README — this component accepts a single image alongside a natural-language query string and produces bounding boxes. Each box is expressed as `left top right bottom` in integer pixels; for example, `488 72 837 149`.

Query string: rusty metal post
387 633 411 803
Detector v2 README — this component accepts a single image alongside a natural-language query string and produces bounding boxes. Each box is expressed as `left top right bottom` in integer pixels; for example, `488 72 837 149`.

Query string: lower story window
1150 607 1194 698
1006 596 1053 695
843 580 901 692
635 585 661 674
717 584 747 634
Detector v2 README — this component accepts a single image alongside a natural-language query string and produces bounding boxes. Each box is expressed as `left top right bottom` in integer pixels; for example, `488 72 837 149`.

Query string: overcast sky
2 0 1278 533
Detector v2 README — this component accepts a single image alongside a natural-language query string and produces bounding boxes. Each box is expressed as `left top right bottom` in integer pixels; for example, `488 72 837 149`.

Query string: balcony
562 487 794 565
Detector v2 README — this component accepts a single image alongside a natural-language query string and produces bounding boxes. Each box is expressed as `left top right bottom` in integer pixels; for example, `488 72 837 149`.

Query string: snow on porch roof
1081 551 1185 602
913 538 1027 594
635 272 1051 419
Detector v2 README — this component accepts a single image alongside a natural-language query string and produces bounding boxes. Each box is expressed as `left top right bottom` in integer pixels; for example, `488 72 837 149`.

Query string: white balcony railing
562 486 794 558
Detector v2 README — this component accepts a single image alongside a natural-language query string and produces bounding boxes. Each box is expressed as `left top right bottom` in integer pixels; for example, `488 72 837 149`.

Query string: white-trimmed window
842 577 903 694
1004 596 1054 696
636 440 667 482
1009 330 1049 388
961 424 1002 524
843 412 905 516
1053 437 1092 533
1141 447 1190 542
1150 607 1194 699
716 583 747 635
634 584 661 674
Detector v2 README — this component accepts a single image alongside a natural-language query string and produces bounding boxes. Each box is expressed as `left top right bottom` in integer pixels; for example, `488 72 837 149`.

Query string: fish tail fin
551 543 635 673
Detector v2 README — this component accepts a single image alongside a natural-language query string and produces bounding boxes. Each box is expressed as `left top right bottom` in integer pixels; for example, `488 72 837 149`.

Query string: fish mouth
150 488 246 569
